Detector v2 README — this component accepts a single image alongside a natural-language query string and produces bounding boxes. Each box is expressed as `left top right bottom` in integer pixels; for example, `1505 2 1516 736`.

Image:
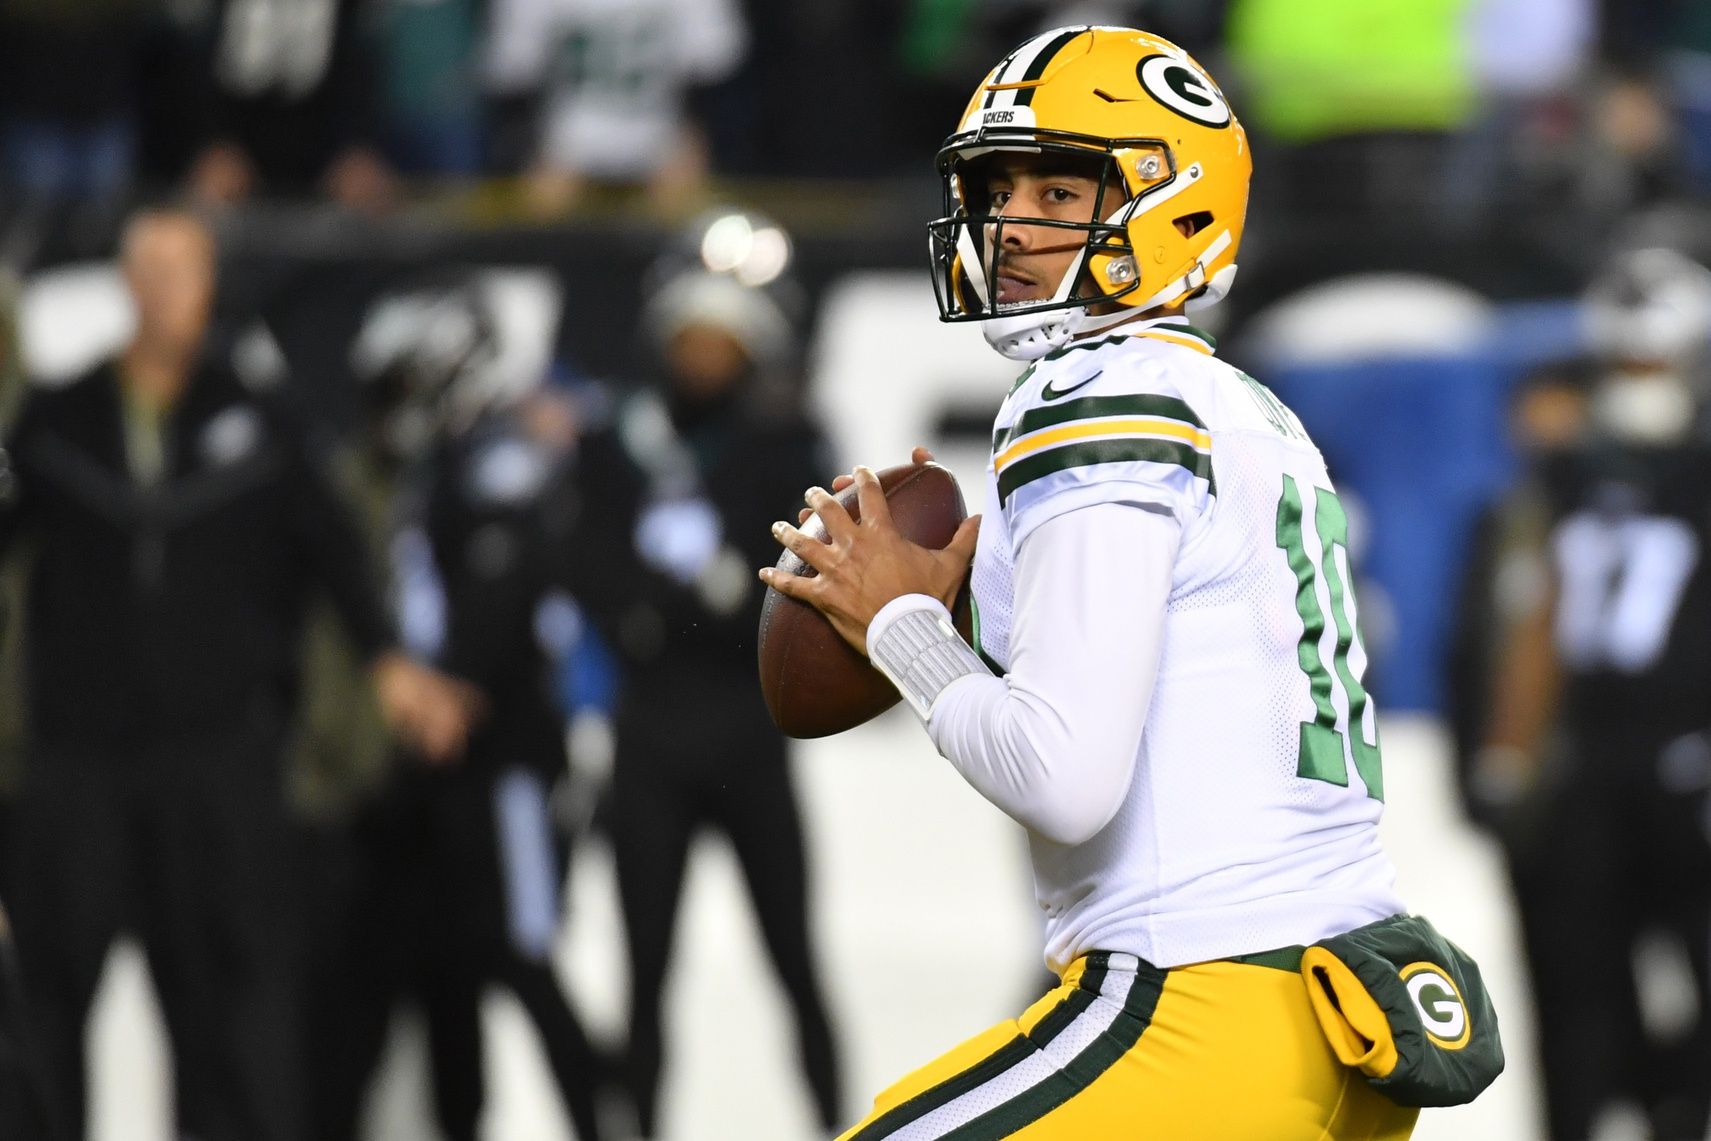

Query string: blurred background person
371 0 488 179
312 269 608 1141
0 278 51 1141
0 895 52 1139
0 0 146 264
1225 0 1475 237
136 0 397 211
0 0 142 200
558 212 842 1138
1447 357 1593 825
1462 246 1711 1141
0 204 467 1141
481 0 748 217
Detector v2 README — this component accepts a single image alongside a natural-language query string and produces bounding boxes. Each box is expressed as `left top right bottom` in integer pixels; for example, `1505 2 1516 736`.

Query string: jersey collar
1123 316 1218 356
1006 317 1219 396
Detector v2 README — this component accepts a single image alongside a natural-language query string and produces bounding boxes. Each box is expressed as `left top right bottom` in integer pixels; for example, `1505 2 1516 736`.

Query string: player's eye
989 188 1012 209
1044 186 1078 205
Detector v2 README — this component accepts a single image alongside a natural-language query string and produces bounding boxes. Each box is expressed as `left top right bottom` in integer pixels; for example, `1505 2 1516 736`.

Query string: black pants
0 897 54 1140
310 757 604 1141
9 722 304 1141
1505 736 1711 1141
609 708 840 1136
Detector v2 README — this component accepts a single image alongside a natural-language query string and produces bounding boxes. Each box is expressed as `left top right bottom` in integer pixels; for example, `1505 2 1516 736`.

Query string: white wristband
867 594 992 721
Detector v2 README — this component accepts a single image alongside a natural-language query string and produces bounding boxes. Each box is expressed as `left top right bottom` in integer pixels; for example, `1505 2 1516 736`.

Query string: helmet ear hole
1174 211 1213 238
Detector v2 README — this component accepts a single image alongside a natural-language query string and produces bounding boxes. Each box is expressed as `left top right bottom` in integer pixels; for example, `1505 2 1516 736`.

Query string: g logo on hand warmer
1401 962 1471 1050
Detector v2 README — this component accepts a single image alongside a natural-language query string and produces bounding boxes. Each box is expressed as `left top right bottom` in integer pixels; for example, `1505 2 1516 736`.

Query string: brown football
758 461 972 738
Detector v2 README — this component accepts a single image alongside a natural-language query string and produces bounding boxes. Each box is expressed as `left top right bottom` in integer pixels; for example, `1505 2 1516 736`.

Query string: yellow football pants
838 950 1419 1140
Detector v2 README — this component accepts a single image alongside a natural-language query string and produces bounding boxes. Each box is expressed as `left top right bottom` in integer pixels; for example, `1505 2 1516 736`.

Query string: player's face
979 155 1120 307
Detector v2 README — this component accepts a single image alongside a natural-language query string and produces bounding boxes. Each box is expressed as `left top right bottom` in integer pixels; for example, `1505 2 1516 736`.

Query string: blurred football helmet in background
1583 246 1711 445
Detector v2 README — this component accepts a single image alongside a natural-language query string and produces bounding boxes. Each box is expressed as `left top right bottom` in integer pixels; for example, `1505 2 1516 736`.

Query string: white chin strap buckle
979 242 1093 361
984 307 1086 361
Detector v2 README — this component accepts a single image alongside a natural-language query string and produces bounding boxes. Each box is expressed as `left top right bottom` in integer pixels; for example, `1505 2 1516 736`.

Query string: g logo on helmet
1136 55 1231 128
1400 962 1472 1050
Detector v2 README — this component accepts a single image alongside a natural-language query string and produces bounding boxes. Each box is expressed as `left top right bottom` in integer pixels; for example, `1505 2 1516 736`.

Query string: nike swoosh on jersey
1041 370 1102 401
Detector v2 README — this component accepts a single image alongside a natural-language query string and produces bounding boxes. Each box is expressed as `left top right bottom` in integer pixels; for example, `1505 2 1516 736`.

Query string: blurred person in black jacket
0 205 469 1141
559 216 842 1137
1464 247 1711 1141
313 272 608 1141
0 293 52 1141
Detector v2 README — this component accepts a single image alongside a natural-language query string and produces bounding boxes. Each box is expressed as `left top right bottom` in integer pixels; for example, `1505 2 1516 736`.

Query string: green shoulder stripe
1154 322 1218 350
1040 333 1132 363
995 394 1206 455
997 438 1215 504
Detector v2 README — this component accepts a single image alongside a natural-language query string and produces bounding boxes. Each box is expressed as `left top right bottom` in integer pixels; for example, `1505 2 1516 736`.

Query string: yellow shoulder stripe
995 417 1211 472
1135 328 1215 355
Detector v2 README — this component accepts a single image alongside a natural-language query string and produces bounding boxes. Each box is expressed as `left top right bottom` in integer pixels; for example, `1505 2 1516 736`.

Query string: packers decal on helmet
1136 54 1232 127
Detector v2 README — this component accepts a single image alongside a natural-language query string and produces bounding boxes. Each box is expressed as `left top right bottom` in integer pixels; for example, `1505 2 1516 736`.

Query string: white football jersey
967 316 1403 970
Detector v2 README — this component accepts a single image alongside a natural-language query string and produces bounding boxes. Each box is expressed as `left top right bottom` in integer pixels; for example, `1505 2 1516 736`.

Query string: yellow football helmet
929 26 1252 360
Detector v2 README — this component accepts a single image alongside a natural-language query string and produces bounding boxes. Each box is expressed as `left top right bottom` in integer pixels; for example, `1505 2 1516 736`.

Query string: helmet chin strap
974 215 1119 360
971 195 1147 362
982 262 1088 360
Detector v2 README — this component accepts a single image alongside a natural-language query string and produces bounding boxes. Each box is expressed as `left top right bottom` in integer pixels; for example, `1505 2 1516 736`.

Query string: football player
315 274 608 1141
763 26 1501 1138
1469 247 1711 1141
559 231 843 1137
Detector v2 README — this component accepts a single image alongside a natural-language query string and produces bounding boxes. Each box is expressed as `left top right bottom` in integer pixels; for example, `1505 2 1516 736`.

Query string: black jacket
415 410 572 774
558 387 830 731
0 358 391 748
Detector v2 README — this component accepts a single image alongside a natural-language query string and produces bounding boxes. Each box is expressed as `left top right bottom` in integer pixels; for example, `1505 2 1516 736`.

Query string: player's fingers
830 473 855 493
852 464 893 530
911 445 936 465
946 514 981 564
758 564 819 602
803 485 856 540
770 519 836 571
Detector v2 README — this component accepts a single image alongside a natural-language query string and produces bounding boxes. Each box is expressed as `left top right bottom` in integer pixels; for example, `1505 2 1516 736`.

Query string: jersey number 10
1275 476 1384 801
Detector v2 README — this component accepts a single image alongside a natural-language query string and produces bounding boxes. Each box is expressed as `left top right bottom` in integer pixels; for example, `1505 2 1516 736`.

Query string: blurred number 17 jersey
1542 439 1711 742
971 318 1404 972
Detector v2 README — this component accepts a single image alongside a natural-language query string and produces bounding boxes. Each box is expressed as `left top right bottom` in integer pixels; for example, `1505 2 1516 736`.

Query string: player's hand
796 446 938 525
372 651 487 766
763 462 979 657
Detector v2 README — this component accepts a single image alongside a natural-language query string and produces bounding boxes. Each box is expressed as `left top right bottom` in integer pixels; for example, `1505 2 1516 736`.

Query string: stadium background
2 0 1708 1137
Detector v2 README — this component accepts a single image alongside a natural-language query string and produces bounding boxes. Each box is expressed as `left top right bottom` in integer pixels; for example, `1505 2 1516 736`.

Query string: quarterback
763 26 1501 1139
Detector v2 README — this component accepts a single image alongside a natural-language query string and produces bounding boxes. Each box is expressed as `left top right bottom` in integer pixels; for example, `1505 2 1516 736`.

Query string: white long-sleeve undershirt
869 500 1181 846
